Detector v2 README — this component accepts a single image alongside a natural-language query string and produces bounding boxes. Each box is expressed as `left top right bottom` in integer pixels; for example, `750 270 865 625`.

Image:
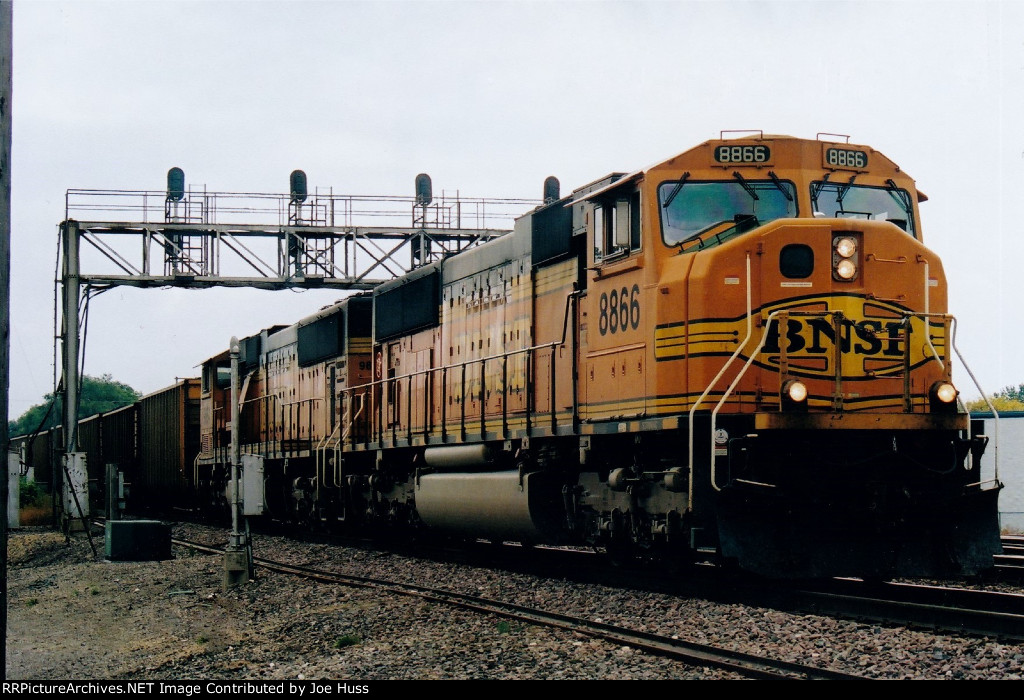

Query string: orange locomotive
197 133 1002 578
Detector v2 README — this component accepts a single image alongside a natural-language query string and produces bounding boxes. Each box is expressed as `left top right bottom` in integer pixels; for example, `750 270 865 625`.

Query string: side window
593 191 641 263
594 204 608 261
629 191 641 252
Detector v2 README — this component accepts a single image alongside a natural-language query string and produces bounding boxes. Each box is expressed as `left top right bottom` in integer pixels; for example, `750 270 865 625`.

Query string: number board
713 144 772 165
823 146 868 170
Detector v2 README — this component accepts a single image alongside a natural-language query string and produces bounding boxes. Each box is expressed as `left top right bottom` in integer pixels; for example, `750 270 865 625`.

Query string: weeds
332 635 361 649
18 478 53 526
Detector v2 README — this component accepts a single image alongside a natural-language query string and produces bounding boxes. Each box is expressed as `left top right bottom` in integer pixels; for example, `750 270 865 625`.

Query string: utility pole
1 0 13 682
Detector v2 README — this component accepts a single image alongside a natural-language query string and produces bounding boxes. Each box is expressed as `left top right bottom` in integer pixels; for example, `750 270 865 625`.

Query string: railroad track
995 536 1024 576
168 523 1024 644
782 578 1024 642
172 536 868 681
481 543 1024 642
478 543 1024 642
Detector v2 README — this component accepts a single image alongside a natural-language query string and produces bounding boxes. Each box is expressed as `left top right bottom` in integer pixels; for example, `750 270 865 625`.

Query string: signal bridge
55 170 545 529
63 175 538 290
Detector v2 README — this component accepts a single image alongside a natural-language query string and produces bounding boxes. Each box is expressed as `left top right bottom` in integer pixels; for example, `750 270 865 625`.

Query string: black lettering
806 318 852 353
806 318 834 353
838 319 852 352
853 320 882 355
883 321 904 356
784 319 805 353
762 319 781 354
619 287 629 331
630 284 641 329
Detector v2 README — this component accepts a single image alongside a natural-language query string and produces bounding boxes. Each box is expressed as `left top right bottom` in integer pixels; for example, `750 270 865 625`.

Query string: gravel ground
6 522 1023 680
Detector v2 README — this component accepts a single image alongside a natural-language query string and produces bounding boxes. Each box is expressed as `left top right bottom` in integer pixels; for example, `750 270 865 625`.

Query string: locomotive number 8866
196 132 1002 579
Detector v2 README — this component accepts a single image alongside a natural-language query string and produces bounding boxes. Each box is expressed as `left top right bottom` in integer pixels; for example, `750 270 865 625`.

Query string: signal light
167 167 185 202
543 176 560 203
290 170 308 204
415 173 433 206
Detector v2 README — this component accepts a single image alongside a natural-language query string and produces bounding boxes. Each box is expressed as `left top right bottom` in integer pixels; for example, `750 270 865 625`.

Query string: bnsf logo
761 317 917 358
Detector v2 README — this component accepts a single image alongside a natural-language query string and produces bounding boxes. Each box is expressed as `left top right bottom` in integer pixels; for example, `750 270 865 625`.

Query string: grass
332 635 361 649
19 488 54 526
496 620 511 634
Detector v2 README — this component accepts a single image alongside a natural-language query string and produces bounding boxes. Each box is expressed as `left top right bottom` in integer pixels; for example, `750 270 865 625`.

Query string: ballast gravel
6 523 1023 680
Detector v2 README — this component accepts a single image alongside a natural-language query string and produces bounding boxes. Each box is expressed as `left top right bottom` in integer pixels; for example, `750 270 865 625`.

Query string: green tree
994 383 1024 403
8 374 141 437
966 383 1024 413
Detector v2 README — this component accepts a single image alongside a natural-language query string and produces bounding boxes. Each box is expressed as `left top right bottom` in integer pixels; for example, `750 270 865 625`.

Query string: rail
342 342 560 448
687 253 753 509
211 393 325 457
950 316 1000 484
315 419 343 495
66 187 538 232
341 292 578 449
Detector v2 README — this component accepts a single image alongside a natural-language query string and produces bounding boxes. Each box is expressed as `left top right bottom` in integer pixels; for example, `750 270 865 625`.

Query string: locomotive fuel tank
415 470 566 543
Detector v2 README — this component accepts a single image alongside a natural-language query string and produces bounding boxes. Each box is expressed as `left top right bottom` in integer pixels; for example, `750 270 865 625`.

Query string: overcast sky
8 0 1024 418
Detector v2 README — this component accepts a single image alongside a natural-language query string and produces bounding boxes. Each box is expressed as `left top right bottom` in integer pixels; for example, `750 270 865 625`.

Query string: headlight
834 237 857 258
932 382 957 403
832 234 861 281
783 379 808 403
835 259 857 279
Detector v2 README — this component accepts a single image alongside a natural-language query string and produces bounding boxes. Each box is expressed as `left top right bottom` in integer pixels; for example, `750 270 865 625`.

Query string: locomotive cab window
810 180 916 237
658 177 797 249
201 362 232 392
593 191 641 263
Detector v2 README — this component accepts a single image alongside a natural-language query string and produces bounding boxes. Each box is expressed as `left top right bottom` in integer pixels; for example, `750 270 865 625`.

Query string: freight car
11 379 201 519
58 132 1004 580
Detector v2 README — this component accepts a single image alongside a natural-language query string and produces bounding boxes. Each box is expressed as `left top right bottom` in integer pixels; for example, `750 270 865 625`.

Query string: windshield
811 181 916 236
658 179 798 247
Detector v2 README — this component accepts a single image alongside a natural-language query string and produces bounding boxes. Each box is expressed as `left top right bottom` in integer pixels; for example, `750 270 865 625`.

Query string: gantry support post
60 220 88 531
62 220 80 447
223 335 251 589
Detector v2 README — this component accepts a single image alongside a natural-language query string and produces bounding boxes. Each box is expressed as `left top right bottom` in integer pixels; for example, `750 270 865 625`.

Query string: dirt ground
6 525 261 679
4 523 625 681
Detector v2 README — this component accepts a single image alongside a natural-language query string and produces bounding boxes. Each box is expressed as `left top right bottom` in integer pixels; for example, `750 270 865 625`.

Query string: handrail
708 307 785 492
705 306 991 491
315 418 343 494
336 395 366 487
350 290 579 446
345 341 568 446
66 187 539 230
950 316 1000 485
688 253 752 507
